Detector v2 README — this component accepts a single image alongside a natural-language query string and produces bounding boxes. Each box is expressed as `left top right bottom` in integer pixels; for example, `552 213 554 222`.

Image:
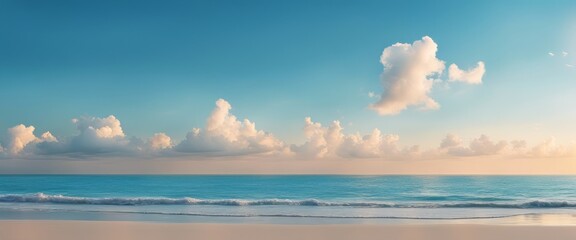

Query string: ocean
1 175 575 224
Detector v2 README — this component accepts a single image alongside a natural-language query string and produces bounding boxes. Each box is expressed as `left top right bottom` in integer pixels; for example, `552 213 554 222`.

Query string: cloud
290 118 345 158
2 125 58 155
510 140 527 150
71 115 125 139
370 36 484 115
448 62 485 84
439 134 507 156
148 133 173 150
33 115 135 156
1 100 573 161
549 52 555 57
530 138 576 158
40 132 58 142
440 134 463 149
562 51 568 57
438 134 473 156
368 91 377 98
175 99 284 155
370 36 444 115
469 135 507 155
291 117 414 159
65 115 130 154
436 134 576 159
6 125 38 155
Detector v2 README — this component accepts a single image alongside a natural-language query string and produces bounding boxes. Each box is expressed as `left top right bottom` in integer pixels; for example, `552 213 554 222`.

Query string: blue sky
1 0 575 173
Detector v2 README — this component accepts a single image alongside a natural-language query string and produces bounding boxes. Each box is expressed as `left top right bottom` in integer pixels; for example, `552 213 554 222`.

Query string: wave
28 208 537 220
1 193 575 209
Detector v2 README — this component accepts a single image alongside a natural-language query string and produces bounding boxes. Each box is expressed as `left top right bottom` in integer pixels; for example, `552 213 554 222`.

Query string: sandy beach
2 220 576 240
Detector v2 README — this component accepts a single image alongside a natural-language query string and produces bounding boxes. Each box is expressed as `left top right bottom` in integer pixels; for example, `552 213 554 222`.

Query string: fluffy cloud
4 124 57 155
530 138 576 158
370 36 484 115
64 115 130 154
290 118 344 158
6 125 38 155
438 134 473 156
2 100 573 161
440 134 463 149
291 117 413 159
370 36 444 115
175 99 284 155
32 115 135 156
469 135 507 155
448 62 485 84
148 133 173 150
72 115 125 139
436 134 576 158
439 134 507 156
40 132 58 142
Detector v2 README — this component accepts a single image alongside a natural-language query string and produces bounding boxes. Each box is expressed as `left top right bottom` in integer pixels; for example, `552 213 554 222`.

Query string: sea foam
1 193 575 209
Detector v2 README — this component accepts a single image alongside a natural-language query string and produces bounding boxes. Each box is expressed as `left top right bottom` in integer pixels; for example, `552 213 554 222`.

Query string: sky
1 0 575 174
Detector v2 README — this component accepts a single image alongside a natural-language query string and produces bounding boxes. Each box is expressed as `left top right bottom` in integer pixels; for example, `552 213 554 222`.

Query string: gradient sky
1 0 575 173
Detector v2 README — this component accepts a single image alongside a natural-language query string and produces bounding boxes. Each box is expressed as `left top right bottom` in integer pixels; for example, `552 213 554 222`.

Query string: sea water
1 175 575 224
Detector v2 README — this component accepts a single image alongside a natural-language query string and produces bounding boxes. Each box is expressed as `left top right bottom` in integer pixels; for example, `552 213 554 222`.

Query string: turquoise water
1 175 576 223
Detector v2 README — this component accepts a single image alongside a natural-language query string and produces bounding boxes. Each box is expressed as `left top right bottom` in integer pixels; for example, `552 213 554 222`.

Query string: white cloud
530 138 576 158
3 125 58 155
549 52 555 57
2 103 573 161
40 132 58 142
175 99 284 155
291 117 412 159
291 118 344 158
6 124 38 155
64 115 130 154
436 134 576 159
370 36 484 115
370 36 444 115
566 64 574 68
368 91 377 98
439 133 462 149
72 115 125 139
148 133 173 150
448 62 485 84
469 134 507 155
438 134 507 156
438 134 473 156
562 51 568 57
32 115 134 156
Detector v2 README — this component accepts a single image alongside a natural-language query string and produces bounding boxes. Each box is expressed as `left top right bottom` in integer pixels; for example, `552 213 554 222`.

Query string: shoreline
2 205 576 225
3 220 576 240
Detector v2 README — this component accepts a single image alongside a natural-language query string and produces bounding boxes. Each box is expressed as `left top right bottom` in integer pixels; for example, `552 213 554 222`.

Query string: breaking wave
1 193 575 209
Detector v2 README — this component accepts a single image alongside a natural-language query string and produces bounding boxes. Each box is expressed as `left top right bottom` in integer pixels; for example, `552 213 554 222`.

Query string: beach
2 220 576 240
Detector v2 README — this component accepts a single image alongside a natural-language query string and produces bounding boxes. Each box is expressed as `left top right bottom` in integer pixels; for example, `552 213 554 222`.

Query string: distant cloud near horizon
291 117 418 159
147 133 173 150
0 99 574 160
5 125 52 155
175 99 285 155
370 36 484 115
